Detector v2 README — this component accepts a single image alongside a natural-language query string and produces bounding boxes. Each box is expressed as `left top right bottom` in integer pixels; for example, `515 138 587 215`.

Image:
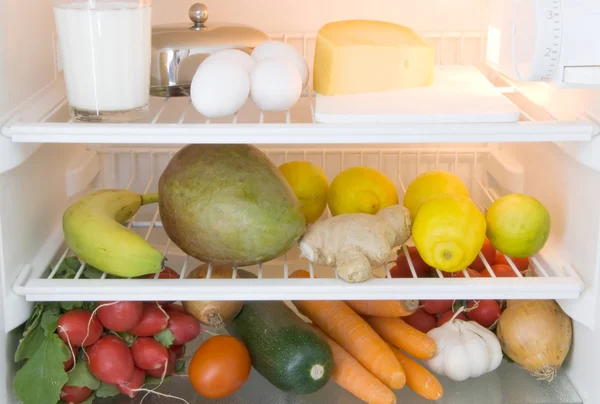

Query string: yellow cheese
313 20 435 96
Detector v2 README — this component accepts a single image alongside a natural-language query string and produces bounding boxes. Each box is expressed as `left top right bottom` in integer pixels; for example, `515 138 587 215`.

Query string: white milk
54 2 151 117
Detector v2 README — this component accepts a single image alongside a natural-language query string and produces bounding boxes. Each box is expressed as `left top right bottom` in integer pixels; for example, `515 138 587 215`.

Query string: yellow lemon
486 193 550 258
403 170 470 220
412 194 486 272
328 167 398 216
279 161 329 223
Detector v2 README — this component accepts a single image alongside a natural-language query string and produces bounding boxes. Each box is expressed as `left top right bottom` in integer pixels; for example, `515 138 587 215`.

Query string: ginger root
298 205 411 283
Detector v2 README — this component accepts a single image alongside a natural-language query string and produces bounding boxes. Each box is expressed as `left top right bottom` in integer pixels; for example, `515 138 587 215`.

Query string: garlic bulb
425 319 503 381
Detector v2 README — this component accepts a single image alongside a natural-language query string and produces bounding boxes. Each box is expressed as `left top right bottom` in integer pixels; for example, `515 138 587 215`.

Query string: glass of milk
53 0 152 122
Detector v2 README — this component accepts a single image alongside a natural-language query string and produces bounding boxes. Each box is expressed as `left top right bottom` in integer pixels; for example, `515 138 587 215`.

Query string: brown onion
496 300 572 382
182 264 243 328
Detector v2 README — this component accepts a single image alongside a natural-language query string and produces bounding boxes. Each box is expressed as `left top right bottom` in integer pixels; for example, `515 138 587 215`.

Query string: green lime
486 194 550 258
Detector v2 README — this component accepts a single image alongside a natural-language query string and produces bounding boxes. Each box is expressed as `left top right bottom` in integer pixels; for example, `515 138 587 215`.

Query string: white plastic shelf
1 32 598 145
11 147 584 302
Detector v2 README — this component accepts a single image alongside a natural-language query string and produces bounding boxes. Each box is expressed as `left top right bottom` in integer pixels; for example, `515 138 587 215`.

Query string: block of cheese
313 20 435 96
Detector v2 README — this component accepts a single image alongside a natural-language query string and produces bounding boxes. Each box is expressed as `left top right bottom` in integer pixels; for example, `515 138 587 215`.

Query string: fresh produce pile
404 170 551 274
14 260 573 404
59 138 552 283
14 299 200 404
13 260 201 404
390 242 532 279
19 141 566 403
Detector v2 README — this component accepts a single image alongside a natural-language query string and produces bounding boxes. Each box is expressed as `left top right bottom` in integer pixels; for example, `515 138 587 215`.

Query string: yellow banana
63 189 164 277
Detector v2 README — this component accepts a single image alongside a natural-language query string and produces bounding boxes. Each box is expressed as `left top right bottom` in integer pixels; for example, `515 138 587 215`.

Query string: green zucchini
228 270 333 394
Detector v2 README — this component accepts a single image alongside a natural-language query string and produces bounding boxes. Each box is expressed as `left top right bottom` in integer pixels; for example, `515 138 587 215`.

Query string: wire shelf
11 147 584 302
1 32 597 145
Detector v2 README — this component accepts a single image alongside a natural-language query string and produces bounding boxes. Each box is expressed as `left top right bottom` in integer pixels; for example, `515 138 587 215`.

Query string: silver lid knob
189 3 209 26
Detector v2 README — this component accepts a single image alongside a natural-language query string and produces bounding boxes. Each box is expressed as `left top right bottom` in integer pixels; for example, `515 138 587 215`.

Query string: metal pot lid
152 3 269 51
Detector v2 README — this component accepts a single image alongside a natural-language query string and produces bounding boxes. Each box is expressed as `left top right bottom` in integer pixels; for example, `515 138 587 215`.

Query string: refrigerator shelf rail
11 147 584 302
1 32 598 145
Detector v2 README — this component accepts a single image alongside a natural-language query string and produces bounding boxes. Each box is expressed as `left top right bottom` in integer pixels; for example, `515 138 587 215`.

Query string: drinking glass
53 0 152 122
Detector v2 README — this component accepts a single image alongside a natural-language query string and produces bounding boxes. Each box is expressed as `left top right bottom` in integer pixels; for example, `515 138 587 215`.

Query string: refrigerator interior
1 0 600 403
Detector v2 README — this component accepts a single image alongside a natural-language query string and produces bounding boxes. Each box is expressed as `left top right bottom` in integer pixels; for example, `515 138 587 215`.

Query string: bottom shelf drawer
97 332 582 404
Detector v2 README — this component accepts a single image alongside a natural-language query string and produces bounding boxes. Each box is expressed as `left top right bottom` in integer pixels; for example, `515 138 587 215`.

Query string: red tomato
390 246 432 278
481 264 518 278
437 310 467 327
468 238 496 271
440 269 482 278
188 336 251 399
403 309 437 333
455 269 482 278
495 253 529 271
466 300 501 328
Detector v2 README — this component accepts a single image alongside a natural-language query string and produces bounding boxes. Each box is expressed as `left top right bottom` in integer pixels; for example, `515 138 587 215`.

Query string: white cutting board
314 66 521 124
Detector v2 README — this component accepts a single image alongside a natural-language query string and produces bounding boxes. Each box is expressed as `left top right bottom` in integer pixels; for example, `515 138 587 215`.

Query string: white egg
202 49 255 73
190 60 250 118
250 58 302 112
251 41 309 88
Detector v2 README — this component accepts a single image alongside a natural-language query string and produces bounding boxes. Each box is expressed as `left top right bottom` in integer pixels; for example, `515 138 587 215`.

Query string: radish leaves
66 361 100 390
13 334 69 404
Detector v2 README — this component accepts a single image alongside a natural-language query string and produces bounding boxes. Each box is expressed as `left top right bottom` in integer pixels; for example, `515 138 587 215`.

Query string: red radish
170 344 185 359
495 253 529 271
144 266 179 280
97 301 144 332
129 304 169 337
437 310 467 327
117 366 145 398
164 303 186 314
87 335 135 385
403 308 437 333
144 267 179 305
390 246 432 278
146 349 176 378
60 385 93 404
468 238 496 271
421 300 453 315
63 347 76 371
481 264 518 278
466 300 501 328
131 337 170 370
167 312 201 345
57 309 103 347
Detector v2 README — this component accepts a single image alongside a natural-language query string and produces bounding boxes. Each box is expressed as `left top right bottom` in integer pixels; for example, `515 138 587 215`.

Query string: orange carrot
345 300 418 318
389 345 443 400
310 325 397 404
290 270 405 389
364 316 437 360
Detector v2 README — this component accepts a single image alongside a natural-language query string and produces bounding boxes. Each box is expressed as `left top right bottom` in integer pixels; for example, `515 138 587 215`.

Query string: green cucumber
228 270 333 394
